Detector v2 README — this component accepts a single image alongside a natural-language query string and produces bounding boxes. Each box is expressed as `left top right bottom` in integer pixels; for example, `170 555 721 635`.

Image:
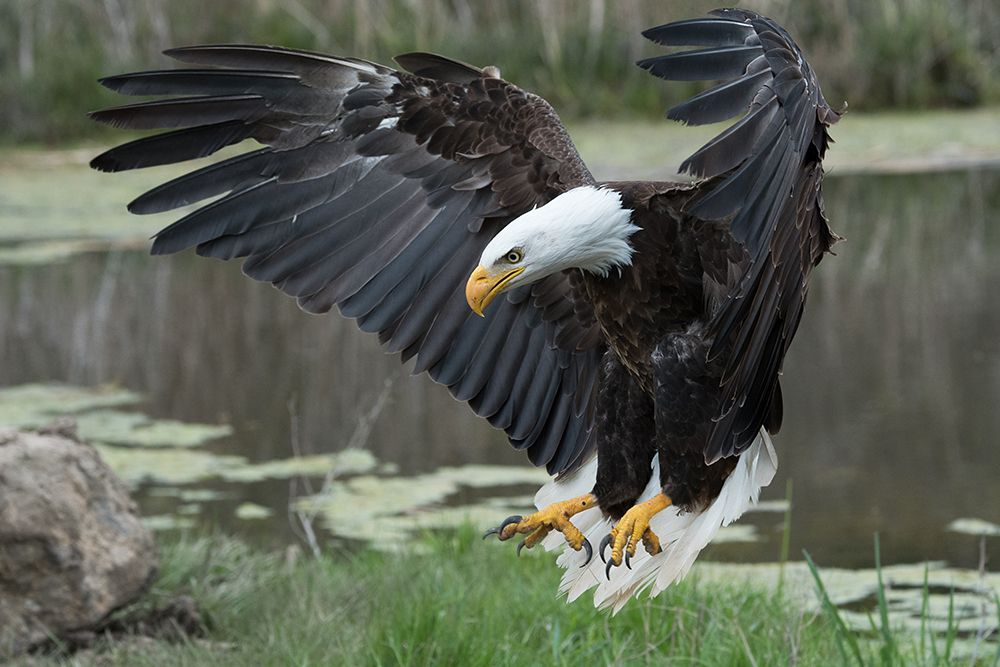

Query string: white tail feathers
534 429 778 612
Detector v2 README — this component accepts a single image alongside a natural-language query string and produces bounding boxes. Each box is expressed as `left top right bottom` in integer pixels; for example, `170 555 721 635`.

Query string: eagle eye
505 249 523 264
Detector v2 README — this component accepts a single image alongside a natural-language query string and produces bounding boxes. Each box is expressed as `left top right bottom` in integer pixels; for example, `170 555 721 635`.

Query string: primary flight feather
91 7 840 608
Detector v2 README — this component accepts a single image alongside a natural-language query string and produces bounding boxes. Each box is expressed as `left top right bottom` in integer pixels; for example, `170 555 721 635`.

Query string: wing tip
634 56 654 71
89 149 121 173
87 108 127 129
163 44 230 58
97 74 125 91
126 196 155 215
149 234 182 256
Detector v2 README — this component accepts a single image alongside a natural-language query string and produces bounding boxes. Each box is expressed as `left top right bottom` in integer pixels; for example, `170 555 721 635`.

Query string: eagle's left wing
639 9 841 463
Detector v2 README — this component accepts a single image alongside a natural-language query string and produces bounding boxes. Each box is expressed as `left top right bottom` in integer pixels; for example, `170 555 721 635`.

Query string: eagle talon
496 515 523 541
599 533 612 564
603 493 673 576
642 528 662 556
485 494 596 557
579 538 593 567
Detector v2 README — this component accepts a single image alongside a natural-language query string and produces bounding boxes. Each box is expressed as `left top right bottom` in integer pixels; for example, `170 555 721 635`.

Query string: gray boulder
0 422 158 658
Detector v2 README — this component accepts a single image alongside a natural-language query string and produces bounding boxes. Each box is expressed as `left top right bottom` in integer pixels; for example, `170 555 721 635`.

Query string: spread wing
90 46 604 474
639 9 841 462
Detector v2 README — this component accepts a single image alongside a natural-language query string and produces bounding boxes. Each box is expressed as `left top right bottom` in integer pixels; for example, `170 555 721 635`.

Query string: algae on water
235 503 274 520
95 444 248 486
947 517 1000 537
219 449 379 483
75 409 232 448
0 383 141 427
295 464 550 550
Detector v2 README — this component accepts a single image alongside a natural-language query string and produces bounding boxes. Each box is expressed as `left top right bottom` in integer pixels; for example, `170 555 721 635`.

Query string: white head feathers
478 186 639 287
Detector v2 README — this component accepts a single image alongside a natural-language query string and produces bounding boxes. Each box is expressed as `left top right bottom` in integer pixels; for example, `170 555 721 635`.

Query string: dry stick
970 534 992 663
285 394 320 558
287 378 396 558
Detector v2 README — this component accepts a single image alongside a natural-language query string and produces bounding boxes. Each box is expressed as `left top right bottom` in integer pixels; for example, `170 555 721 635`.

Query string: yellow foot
483 493 596 565
600 492 672 577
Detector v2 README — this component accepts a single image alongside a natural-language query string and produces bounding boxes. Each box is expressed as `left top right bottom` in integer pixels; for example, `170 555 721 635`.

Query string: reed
2 0 998 144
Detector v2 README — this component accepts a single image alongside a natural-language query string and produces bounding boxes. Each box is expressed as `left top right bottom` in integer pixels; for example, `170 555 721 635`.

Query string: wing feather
642 9 841 462
91 48 603 474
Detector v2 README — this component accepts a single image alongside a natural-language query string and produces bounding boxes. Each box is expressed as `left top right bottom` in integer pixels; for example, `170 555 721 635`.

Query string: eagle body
90 8 839 608
581 184 742 515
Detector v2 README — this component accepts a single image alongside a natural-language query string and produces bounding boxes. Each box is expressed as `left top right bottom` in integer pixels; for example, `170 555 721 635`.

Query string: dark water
1 168 998 568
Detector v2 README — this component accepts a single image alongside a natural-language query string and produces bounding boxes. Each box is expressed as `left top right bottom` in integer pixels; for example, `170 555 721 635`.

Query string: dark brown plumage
90 8 840 599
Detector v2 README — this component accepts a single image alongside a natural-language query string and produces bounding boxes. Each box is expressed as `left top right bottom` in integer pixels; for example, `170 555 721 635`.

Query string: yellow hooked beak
465 265 525 316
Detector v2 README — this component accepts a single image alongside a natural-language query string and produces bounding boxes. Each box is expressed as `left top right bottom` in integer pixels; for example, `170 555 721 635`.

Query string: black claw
516 539 527 557
579 538 593 567
605 558 614 580
625 549 632 570
599 534 612 564
484 514 523 541
497 515 522 539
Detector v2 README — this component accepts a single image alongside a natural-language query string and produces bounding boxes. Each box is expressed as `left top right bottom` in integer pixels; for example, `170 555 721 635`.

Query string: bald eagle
90 8 840 609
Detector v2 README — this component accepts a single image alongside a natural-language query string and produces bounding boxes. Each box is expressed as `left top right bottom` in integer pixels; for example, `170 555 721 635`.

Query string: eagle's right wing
91 46 604 474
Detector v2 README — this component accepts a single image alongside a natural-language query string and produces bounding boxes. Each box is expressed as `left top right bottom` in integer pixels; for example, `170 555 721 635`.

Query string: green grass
30 529 998 666
36 528 830 666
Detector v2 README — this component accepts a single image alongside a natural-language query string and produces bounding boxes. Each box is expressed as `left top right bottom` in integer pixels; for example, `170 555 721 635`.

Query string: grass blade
873 534 899 663
778 478 793 595
992 592 1000 667
920 564 938 664
944 584 956 662
804 550 865 667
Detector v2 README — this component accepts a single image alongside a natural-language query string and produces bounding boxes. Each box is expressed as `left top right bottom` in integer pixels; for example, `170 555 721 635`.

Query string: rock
0 423 158 658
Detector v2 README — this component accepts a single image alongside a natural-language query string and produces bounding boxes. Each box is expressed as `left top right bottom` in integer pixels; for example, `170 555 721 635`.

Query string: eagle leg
601 492 672 576
482 493 596 565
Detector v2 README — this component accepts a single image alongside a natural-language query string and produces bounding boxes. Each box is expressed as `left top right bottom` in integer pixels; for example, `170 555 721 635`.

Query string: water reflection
1 168 998 568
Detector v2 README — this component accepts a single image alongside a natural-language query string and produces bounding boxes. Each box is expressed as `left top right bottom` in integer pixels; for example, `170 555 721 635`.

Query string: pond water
1 167 998 571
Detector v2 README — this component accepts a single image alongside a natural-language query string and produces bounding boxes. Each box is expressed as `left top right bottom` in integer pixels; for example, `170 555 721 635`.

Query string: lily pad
74 409 232 448
96 444 248 486
352 501 537 551
142 514 197 531
219 449 378 482
296 475 458 522
146 488 233 502
433 464 550 488
696 559 1000 655
0 383 140 428
296 464 558 548
947 518 1000 537
235 503 274 520
96 443 380 488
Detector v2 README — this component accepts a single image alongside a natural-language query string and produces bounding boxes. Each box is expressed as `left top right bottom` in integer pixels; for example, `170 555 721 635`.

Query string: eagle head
465 186 638 316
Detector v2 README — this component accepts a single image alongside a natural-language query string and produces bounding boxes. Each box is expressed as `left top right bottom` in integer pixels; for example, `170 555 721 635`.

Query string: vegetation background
2 1 1000 663
2 0 999 144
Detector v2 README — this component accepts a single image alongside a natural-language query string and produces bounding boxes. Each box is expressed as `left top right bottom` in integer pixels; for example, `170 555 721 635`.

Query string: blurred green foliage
2 0 998 145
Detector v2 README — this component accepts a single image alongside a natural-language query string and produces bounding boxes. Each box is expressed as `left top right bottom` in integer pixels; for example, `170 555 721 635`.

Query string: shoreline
2 107 999 176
